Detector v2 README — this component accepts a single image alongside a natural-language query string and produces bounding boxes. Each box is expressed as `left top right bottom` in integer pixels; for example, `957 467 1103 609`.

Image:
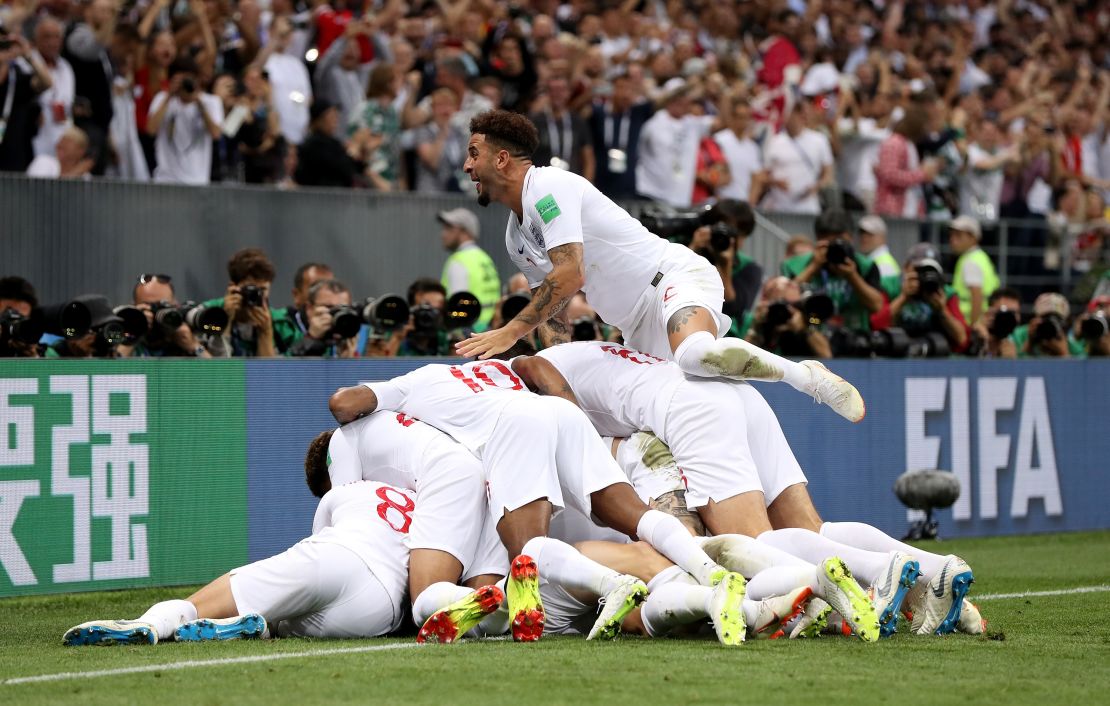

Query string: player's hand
455 324 523 359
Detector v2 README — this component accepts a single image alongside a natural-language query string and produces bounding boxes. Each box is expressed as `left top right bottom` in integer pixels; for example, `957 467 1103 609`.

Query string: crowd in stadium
1 0 1109 358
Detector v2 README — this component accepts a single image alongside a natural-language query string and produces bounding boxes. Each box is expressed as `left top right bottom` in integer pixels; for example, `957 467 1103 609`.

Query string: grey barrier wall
1 174 1075 308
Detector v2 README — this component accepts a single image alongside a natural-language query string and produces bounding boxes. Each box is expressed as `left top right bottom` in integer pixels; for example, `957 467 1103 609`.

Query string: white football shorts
229 541 400 638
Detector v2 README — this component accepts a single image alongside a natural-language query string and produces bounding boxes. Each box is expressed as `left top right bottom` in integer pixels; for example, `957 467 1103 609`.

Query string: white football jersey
506 166 701 331
535 341 684 438
307 481 414 602
327 410 456 490
365 360 531 456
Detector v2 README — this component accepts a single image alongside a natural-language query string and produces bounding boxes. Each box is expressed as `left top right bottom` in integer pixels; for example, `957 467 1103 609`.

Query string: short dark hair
709 199 756 238
227 247 277 284
814 208 853 239
304 430 334 498
407 277 446 305
470 110 539 159
989 287 1021 306
294 262 332 291
0 276 38 308
307 279 350 306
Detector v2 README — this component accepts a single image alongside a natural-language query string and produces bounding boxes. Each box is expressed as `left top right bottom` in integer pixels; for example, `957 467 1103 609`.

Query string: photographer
969 288 1022 359
287 279 359 358
1004 293 1085 359
692 200 762 325
889 249 970 355
1076 295 1110 358
286 262 335 333
745 276 832 359
146 56 222 185
365 278 452 358
565 292 620 344
781 207 887 346
204 248 297 358
118 274 212 357
0 276 40 357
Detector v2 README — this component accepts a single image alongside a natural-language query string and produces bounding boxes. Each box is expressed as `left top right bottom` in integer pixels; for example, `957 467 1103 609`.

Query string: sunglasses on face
137 274 172 285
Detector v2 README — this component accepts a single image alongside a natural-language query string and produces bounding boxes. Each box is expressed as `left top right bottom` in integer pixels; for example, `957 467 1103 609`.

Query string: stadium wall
2 358 1108 597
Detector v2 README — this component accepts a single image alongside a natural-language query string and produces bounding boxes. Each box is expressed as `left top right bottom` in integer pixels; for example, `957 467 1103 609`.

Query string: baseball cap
905 242 940 265
437 208 480 238
1033 292 1069 319
858 214 887 238
949 215 982 240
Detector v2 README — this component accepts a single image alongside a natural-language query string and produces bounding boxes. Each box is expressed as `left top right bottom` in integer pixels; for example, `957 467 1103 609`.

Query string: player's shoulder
527 165 588 197
326 480 414 505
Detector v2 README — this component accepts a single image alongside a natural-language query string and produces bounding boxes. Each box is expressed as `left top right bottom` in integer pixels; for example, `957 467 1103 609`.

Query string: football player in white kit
516 343 977 637
63 481 420 646
329 359 749 644
453 110 863 424
311 412 506 625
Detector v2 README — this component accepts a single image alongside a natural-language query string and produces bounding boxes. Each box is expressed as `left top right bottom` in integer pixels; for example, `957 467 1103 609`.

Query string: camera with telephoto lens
361 295 411 332
1080 311 1108 341
831 327 949 358
323 306 363 339
239 284 265 308
989 306 1019 340
765 291 835 331
149 300 184 330
825 238 856 267
1032 312 1066 345
0 308 45 355
113 305 149 344
914 262 944 297
411 291 481 336
181 301 229 334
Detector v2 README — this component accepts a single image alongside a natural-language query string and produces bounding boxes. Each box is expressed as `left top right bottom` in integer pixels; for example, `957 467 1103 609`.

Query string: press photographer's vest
870 250 902 300
953 248 999 321
442 247 500 331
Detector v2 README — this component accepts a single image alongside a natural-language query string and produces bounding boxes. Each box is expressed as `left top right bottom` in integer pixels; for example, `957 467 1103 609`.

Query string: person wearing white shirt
146 61 223 185
634 78 716 208
960 117 1019 222
262 16 312 145
455 109 864 425
26 125 92 179
714 101 763 204
26 17 74 158
762 102 834 214
835 91 893 211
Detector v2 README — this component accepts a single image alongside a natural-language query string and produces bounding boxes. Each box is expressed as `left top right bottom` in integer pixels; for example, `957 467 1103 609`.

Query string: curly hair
227 247 277 285
304 429 334 498
469 109 539 159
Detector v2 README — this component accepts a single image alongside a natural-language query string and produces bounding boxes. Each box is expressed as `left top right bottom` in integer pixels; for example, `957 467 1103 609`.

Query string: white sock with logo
819 521 947 579
138 599 198 641
412 582 474 627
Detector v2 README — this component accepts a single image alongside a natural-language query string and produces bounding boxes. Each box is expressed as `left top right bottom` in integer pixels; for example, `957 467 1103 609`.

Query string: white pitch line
3 642 421 686
974 585 1110 601
8 586 1110 686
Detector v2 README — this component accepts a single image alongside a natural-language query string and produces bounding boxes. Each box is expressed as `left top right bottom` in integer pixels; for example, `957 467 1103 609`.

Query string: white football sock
757 528 889 586
819 521 948 579
647 565 694 592
746 565 819 601
637 510 722 586
672 330 809 388
138 599 198 641
702 533 812 576
412 582 474 626
640 583 713 637
521 536 623 595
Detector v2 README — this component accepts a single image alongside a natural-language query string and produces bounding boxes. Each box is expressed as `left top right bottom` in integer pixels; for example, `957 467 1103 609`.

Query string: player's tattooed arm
517 243 584 330
510 356 580 406
649 490 707 537
456 243 584 359
537 298 572 348
329 385 379 425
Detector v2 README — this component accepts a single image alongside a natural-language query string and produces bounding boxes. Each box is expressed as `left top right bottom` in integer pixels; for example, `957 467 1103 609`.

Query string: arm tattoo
539 317 571 347
649 490 706 537
516 243 584 329
667 306 699 335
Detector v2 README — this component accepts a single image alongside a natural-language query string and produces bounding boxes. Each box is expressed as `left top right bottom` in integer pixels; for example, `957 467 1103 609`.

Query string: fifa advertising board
1 358 1107 597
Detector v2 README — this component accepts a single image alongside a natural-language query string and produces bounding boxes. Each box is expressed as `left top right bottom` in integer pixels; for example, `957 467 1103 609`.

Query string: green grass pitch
3 531 1109 706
